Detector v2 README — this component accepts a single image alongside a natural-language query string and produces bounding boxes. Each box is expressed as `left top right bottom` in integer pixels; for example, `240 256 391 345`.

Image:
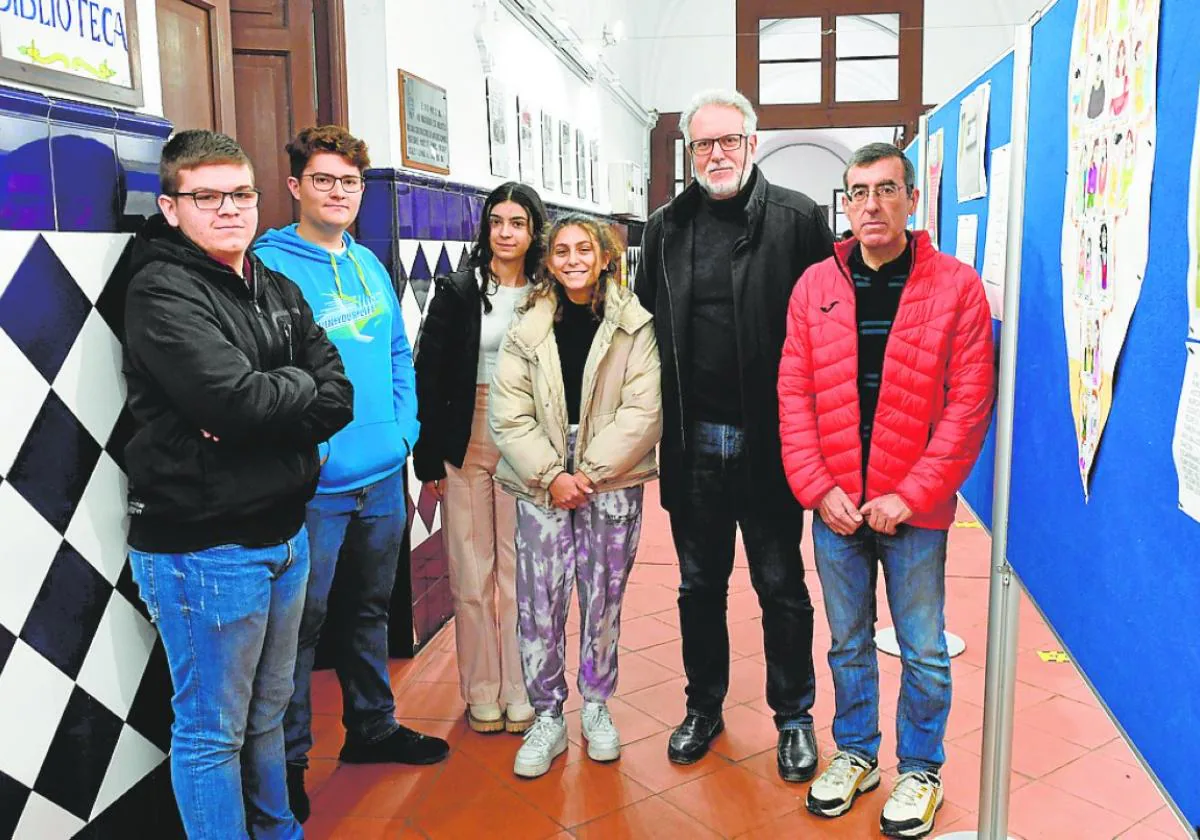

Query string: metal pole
937 18 1034 840
977 18 1033 840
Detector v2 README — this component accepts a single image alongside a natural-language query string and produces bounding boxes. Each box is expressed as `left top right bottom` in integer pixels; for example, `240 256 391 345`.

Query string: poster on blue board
1062 0 1161 497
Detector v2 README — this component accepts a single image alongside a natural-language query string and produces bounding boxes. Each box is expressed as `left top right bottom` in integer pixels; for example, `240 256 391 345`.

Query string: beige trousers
442 385 529 709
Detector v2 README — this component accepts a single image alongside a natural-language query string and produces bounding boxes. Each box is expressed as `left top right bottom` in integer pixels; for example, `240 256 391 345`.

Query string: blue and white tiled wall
0 83 179 839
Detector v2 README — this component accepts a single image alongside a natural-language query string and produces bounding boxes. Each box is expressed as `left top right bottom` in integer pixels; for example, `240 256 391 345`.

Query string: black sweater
122 215 353 552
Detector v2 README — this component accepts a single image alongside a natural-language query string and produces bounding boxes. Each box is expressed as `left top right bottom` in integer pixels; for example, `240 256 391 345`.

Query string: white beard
698 161 754 198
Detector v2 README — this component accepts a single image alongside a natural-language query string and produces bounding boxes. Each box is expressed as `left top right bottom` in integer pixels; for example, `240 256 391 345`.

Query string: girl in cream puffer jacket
489 213 662 779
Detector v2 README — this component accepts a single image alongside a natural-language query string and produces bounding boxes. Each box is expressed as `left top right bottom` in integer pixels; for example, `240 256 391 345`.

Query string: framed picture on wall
589 139 600 203
398 69 450 175
559 120 574 196
541 112 557 191
0 0 145 107
575 129 588 200
486 76 511 178
516 96 536 185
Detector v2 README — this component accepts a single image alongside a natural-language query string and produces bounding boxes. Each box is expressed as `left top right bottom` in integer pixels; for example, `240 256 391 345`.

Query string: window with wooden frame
737 0 926 139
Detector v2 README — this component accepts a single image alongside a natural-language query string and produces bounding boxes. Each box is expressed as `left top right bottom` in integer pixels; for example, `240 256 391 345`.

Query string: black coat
412 268 485 482
635 167 834 513
122 215 353 552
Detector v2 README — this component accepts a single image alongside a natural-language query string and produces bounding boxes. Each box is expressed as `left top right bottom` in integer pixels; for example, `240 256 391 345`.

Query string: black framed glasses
170 189 261 211
845 182 909 205
304 172 364 193
687 134 746 155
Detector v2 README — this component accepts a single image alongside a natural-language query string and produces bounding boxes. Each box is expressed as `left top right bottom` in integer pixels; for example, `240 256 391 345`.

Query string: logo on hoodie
316 291 385 343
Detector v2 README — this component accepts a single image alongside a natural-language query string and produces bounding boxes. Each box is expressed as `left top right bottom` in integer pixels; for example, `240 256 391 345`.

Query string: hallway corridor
301 485 1185 839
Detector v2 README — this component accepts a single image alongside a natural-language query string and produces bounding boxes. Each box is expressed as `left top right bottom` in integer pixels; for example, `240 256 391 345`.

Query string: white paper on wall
955 214 979 266
1173 344 1200 522
981 144 1013 319
957 83 991 202
927 129 945 249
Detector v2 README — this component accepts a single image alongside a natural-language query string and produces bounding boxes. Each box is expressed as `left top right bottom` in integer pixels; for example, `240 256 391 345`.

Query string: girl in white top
413 182 549 734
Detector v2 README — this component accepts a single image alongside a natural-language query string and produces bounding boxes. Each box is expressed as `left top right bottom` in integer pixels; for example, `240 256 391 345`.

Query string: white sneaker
880 771 943 838
512 714 567 778
580 702 621 761
805 750 881 818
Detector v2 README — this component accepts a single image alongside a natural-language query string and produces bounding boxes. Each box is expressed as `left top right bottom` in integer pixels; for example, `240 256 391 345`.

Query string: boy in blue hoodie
255 126 449 822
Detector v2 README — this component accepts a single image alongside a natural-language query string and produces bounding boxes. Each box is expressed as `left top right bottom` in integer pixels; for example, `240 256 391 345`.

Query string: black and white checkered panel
0 232 174 839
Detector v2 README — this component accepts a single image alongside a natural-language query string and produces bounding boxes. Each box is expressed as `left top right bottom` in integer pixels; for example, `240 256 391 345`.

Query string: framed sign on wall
0 0 144 106
398 69 449 174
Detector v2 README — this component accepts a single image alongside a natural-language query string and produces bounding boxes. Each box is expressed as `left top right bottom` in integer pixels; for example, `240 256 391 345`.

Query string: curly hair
286 125 371 179
527 213 624 322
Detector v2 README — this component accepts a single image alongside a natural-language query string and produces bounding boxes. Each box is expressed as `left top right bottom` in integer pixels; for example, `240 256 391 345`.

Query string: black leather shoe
286 763 309 824
339 723 450 765
667 712 724 764
777 727 819 782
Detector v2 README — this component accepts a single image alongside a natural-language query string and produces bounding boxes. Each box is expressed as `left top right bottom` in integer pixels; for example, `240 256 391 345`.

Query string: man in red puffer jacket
778 142 994 840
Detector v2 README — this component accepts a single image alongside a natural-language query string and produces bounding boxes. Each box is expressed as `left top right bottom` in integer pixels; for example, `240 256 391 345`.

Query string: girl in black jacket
413 182 548 734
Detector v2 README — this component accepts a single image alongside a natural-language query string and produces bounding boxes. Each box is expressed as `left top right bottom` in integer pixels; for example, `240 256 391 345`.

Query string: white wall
923 0 1046 105
640 0 735 114
0 0 163 116
640 1 1050 118
345 0 652 213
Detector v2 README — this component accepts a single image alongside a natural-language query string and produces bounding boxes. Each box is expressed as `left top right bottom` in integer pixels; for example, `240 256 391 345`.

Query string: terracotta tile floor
304 484 1189 839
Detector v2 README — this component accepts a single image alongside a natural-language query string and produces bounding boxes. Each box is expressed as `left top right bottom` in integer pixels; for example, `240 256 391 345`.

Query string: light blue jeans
811 516 950 774
129 529 309 840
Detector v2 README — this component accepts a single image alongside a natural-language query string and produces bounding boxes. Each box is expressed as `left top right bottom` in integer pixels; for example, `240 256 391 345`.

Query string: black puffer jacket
122 215 353 552
635 167 834 514
412 268 485 481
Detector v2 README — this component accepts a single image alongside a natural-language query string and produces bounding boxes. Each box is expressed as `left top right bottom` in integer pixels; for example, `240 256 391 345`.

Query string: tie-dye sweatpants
514 472 644 717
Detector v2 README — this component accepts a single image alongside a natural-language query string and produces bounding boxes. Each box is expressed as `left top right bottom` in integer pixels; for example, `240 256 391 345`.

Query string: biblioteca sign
0 0 143 106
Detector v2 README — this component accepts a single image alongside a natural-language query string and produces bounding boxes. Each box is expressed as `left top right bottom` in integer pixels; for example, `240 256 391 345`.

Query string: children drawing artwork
1062 0 1160 496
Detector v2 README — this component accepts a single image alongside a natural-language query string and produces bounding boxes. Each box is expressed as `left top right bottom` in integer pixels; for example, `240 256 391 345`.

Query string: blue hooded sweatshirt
254 224 419 495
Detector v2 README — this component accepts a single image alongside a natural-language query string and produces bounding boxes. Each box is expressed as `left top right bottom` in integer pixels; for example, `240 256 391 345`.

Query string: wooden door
230 0 318 230
156 0 236 133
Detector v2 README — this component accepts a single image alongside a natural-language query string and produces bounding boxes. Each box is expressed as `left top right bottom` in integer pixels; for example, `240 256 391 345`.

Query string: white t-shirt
477 281 532 384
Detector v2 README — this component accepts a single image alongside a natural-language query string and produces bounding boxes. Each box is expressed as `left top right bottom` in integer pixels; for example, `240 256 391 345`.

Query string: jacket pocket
125 423 206 519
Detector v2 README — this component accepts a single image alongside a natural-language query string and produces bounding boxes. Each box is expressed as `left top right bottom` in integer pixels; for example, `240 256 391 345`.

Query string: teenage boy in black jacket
122 129 352 840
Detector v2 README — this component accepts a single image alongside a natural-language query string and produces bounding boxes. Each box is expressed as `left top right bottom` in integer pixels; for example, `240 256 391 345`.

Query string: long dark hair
467 182 548 313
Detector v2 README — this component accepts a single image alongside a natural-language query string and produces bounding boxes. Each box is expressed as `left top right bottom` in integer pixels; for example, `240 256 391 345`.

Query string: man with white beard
635 89 834 781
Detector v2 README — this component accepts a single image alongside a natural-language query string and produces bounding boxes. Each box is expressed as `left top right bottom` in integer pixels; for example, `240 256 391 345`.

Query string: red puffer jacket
778 231 995 530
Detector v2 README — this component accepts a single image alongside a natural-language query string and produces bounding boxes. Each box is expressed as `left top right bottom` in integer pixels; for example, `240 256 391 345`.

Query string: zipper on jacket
660 237 687 452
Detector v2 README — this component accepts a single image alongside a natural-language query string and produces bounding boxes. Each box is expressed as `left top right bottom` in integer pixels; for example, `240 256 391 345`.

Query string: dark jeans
284 469 405 766
670 421 816 729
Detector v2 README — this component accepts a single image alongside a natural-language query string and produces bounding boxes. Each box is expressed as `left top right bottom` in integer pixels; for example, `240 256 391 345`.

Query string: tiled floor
303 484 1188 839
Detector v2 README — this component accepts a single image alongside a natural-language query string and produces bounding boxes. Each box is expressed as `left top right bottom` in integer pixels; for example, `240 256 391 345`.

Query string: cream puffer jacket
489 280 662 507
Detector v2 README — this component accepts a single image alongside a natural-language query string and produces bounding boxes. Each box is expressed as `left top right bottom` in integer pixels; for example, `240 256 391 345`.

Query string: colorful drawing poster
957 82 991 201
1062 0 1160 498
927 129 945 249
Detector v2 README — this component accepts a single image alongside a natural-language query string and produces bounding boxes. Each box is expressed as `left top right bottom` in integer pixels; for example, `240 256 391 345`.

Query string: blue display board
925 54 1015 531
1007 0 1200 829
